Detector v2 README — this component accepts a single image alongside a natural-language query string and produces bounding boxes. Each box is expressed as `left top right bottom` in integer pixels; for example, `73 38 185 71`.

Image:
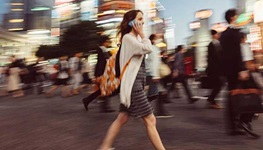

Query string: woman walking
7 56 24 97
99 10 165 150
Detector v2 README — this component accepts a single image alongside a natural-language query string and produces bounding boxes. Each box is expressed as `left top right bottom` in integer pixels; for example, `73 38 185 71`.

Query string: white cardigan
120 33 152 108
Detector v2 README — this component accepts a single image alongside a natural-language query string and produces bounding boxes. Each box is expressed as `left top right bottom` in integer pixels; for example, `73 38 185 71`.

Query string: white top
7 67 21 91
82 60 91 73
120 33 152 108
241 43 253 62
69 57 80 73
57 60 69 79
146 45 161 79
212 39 220 46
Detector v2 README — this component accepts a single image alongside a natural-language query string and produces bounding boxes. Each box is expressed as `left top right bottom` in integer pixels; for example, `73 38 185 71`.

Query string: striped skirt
120 61 153 118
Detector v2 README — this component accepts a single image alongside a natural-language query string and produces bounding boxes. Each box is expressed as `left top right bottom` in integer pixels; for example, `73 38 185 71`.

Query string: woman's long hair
117 10 143 43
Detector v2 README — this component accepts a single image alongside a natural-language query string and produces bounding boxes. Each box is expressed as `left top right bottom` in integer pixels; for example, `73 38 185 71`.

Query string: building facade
235 0 263 66
97 0 135 47
3 0 26 32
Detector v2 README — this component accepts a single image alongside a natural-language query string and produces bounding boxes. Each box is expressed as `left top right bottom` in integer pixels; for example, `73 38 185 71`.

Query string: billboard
81 0 97 21
254 0 263 23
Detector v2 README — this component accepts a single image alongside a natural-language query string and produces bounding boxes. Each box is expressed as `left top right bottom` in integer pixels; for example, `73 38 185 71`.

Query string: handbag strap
230 88 261 96
120 58 132 80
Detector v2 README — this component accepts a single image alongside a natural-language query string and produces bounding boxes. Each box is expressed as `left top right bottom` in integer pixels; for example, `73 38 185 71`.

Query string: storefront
0 28 32 65
253 0 263 68
236 0 263 67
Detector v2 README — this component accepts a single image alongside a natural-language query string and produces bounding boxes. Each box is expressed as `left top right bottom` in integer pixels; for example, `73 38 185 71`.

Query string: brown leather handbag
230 79 263 114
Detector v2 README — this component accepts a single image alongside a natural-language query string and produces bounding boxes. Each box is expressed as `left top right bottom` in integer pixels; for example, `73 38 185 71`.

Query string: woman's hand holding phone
129 20 145 39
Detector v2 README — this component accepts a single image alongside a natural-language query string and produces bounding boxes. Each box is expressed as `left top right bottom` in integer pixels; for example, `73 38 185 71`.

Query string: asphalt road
0 87 262 150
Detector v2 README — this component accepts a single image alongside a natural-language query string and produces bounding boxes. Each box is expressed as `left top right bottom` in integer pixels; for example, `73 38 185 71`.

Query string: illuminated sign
9 19 24 23
31 7 50 11
55 0 75 5
51 28 60 37
100 1 134 12
8 28 23 31
211 22 228 32
248 25 262 51
189 21 201 30
11 3 24 6
81 0 97 21
195 9 213 19
254 0 263 23
237 13 251 24
148 9 156 18
52 9 60 18
55 3 77 21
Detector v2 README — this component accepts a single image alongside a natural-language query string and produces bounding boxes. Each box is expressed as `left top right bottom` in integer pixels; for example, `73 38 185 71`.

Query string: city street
0 88 263 150
1 0 262 149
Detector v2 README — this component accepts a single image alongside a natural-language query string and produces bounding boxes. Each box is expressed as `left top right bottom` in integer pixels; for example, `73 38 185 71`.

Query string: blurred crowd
0 53 92 98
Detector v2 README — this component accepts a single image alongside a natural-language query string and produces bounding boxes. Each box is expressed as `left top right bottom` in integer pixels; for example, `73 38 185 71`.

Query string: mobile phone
128 19 136 27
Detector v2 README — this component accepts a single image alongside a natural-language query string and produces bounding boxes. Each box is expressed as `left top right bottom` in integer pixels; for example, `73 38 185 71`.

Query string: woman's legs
99 112 129 150
142 113 165 150
61 85 72 97
13 89 24 97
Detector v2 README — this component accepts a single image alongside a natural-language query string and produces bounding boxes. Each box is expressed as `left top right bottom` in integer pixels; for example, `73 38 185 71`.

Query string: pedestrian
220 9 253 135
16 58 32 92
205 30 223 109
6 56 24 97
146 33 172 118
239 32 260 131
0 65 6 85
171 45 199 103
82 35 114 113
166 52 181 98
240 32 256 70
69 52 83 95
46 55 71 97
81 57 92 90
31 57 46 94
160 51 174 92
99 10 165 150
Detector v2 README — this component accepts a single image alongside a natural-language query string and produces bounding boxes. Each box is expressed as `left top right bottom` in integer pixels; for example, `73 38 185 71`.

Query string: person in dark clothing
160 51 171 87
82 35 114 113
17 59 31 91
32 57 46 94
171 45 199 103
159 51 173 102
167 52 181 99
206 30 223 109
220 9 253 135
